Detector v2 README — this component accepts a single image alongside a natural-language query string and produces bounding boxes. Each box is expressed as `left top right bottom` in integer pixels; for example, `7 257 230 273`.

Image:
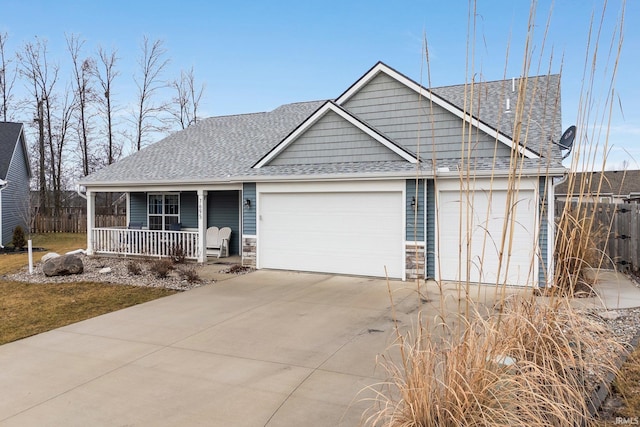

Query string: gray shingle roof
81 101 326 185
80 66 565 187
555 170 640 197
431 74 563 160
0 122 24 180
251 156 556 178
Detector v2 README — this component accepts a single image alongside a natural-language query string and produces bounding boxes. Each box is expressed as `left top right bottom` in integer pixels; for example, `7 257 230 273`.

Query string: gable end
336 62 540 160
253 102 418 168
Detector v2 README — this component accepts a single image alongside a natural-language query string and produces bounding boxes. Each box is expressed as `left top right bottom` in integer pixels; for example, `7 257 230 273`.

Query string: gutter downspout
76 184 87 200
0 179 7 248
547 171 570 287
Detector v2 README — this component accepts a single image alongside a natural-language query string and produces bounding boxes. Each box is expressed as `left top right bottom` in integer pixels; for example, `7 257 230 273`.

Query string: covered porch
85 187 244 263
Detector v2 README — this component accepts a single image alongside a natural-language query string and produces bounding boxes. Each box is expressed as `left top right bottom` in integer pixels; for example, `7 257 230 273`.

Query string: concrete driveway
3 268 637 426
0 270 430 427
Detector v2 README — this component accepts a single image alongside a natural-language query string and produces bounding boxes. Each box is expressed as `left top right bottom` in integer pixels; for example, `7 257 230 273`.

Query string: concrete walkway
1 269 638 426
581 269 640 310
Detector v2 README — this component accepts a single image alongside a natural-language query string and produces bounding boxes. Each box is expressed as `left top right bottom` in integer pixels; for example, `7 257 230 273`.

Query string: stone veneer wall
242 236 257 268
405 242 425 279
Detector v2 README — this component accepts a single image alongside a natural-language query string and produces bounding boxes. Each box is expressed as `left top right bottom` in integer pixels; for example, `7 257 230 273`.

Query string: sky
0 0 638 170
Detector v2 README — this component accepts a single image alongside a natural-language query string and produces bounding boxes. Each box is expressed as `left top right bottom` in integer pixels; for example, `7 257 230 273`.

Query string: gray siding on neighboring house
269 110 404 165
538 177 548 286
343 72 513 159
426 180 435 278
180 192 198 228
243 183 256 235
1 137 30 245
406 179 425 242
129 192 147 227
207 190 240 255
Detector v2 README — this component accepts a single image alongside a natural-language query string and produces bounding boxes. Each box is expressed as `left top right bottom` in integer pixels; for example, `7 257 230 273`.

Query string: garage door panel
259 191 404 278
437 190 536 285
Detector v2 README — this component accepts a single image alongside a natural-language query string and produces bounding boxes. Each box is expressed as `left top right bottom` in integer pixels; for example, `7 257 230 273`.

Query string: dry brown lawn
0 233 177 345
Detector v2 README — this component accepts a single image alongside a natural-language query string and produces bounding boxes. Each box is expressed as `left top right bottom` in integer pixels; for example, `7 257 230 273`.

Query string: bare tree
18 37 58 215
67 33 96 177
169 66 205 129
49 89 76 217
0 31 17 122
132 36 169 151
94 45 121 166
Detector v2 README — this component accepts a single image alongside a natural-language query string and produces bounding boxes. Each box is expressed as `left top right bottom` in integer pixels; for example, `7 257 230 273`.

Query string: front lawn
0 233 177 345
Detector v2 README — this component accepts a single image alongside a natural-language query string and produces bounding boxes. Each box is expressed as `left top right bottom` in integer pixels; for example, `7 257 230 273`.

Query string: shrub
179 266 201 283
169 244 186 264
127 261 142 276
12 226 26 250
225 264 252 274
149 258 174 279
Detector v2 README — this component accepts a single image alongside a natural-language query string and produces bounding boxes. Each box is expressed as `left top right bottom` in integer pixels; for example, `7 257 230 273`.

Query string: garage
257 182 405 278
436 185 538 286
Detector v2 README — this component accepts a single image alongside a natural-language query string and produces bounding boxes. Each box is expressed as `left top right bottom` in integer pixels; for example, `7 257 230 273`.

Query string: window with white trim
148 193 180 230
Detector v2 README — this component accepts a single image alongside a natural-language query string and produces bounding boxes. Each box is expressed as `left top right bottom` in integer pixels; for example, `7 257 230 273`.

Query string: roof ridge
432 73 560 90
200 100 327 121
202 111 267 120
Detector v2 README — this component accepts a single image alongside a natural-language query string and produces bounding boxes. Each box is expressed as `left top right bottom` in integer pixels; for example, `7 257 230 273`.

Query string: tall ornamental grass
364 0 627 425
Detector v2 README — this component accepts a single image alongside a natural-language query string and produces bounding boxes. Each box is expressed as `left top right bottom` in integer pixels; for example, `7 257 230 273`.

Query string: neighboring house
79 62 566 286
555 170 640 204
0 122 32 247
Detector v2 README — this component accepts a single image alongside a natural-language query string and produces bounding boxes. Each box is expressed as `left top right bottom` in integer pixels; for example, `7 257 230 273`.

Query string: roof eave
79 166 567 190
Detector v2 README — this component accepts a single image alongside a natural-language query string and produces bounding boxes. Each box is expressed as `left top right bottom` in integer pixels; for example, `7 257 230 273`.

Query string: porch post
197 190 207 263
86 190 95 255
125 192 131 225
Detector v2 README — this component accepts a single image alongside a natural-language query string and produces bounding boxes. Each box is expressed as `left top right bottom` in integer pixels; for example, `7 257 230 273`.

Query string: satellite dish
558 125 576 151
557 125 576 160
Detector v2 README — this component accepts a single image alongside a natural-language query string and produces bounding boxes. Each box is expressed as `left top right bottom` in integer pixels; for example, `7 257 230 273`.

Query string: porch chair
206 226 232 258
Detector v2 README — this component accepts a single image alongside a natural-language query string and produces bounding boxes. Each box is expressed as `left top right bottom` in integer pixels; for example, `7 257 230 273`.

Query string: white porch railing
92 228 201 260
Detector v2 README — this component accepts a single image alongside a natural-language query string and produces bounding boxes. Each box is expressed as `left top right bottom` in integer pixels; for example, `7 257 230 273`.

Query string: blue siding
426 180 435 278
129 191 240 254
538 177 548 287
129 192 147 227
406 179 425 242
343 72 512 159
180 192 198 228
207 191 240 255
1 133 30 245
269 110 403 165
243 183 256 235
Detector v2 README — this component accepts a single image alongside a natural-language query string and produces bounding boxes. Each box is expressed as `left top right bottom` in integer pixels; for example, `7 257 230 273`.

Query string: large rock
43 254 84 277
41 252 60 263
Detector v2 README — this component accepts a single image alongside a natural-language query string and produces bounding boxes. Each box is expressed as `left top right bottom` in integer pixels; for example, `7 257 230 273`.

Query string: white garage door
437 189 537 286
258 191 404 278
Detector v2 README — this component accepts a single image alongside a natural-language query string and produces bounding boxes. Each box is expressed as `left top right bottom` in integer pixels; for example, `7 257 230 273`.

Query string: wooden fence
32 214 126 233
555 201 640 272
